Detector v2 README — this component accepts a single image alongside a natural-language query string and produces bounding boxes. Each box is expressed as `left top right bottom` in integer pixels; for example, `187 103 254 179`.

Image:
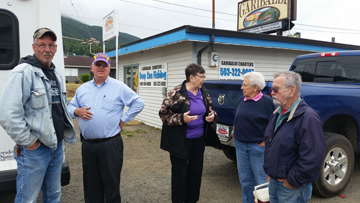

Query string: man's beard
272 95 290 107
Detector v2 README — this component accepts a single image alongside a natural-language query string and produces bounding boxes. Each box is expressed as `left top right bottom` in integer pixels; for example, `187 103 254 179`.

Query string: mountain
61 16 140 56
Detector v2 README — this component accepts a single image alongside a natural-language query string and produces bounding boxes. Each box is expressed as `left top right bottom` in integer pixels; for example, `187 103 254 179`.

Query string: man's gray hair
243 72 265 90
273 71 302 96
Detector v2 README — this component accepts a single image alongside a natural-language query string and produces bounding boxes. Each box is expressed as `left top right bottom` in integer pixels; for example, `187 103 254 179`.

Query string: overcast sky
60 0 360 46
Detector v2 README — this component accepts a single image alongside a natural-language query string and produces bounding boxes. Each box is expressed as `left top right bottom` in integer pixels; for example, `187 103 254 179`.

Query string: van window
292 56 360 83
0 9 20 70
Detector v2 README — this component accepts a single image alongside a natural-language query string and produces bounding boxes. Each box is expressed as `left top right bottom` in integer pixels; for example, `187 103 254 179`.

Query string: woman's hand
205 108 215 123
184 111 199 123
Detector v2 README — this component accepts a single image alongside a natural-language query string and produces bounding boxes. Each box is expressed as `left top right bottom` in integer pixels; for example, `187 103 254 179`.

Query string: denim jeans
269 178 312 203
15 141 64 203
234 139 267 203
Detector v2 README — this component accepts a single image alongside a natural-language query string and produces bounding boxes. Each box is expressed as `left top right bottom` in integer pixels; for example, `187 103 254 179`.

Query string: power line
151 0 235 16
296 23 360 32
119 0 236 22
62 13 164 32
63 36 84 41
293 28 360 34
69 0 93 38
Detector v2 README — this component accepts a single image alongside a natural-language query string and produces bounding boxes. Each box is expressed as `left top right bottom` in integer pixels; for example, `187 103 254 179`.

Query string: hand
278 179 295 189
119 120 125 132
75 107 93 120
232 126 235 139
183 111 198 123
26 140 40 150
205 108 215 123
258 141 265 147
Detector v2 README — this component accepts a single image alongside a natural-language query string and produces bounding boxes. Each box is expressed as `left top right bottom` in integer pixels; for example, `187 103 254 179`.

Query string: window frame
0 9 20 70
123 63 139 93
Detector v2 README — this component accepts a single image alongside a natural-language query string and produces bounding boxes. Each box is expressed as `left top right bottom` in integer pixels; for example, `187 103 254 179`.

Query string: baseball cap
33 27 57 41
92 53 111 65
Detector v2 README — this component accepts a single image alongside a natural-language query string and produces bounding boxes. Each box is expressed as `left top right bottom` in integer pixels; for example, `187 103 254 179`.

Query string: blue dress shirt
68 77 144 139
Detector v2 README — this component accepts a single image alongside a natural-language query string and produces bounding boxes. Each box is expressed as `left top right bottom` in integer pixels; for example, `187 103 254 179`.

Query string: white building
107 25 360 128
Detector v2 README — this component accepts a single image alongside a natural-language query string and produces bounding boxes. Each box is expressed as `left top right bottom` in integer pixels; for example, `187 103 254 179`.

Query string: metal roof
107 25 360 57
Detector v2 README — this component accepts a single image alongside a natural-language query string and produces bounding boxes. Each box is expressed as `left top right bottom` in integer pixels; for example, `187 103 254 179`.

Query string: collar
92 76 109 87
273 97 302 121
244 91 263 101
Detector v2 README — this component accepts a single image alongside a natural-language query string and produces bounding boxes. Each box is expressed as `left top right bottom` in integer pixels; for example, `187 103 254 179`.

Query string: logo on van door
0 150 13 161
218 94 225 105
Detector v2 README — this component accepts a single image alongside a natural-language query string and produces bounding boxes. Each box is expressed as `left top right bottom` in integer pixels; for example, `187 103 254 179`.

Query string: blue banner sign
139 64 167 87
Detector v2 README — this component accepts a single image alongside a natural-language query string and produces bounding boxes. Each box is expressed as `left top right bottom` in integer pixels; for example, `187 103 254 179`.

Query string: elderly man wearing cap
68 52 144 202
0 28 76 202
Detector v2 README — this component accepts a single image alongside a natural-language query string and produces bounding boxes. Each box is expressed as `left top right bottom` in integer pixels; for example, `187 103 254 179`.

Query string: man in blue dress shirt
68 53 144 203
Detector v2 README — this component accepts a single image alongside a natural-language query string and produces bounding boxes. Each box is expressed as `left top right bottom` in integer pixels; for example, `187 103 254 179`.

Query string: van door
0 8 20 192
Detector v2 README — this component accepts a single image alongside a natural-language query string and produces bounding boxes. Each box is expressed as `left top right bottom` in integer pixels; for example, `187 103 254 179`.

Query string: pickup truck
203 50 360 198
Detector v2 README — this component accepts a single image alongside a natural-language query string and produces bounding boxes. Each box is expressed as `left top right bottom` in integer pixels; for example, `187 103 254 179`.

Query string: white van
0 0 70 193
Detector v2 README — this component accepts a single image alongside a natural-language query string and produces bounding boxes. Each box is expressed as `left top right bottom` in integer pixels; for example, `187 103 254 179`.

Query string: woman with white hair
233 72 275 203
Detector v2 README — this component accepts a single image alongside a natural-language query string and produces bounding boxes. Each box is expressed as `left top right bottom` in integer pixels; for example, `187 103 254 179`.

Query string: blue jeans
269 178 312 203
15 141 64 203
234 139 267 203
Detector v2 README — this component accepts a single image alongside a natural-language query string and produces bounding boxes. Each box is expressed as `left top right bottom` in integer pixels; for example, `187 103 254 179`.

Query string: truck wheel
222 146 236 162
313 133 354 197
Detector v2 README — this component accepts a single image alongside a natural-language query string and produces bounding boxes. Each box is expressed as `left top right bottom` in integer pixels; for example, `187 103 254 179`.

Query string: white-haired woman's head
243 72 266 90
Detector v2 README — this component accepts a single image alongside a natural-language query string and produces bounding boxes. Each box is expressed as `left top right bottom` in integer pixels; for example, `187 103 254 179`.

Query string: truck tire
313 132 354 197
222 146 236 162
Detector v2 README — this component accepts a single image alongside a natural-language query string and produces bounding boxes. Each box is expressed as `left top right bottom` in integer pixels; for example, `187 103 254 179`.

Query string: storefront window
0 9 20 70
124 64 139 92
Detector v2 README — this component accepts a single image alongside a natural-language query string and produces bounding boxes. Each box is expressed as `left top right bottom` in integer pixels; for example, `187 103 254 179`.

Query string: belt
84 133 121 143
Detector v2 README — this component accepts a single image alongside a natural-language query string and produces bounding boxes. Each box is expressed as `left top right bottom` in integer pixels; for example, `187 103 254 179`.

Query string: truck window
292 56 360 83
0 9 20 70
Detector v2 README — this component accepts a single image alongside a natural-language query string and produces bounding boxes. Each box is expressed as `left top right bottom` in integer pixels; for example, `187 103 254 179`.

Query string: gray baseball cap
33 27 57 41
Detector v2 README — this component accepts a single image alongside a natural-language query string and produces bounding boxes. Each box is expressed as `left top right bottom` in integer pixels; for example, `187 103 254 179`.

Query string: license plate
216 124 230 138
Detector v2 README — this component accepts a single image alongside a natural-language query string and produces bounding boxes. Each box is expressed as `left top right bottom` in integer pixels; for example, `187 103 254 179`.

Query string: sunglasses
270 86 292 94
270 87 279 94
94 63 109 68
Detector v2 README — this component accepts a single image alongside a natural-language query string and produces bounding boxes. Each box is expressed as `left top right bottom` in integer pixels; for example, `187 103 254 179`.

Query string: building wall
117 41 314 128
118 42 194 128
199 44 313 81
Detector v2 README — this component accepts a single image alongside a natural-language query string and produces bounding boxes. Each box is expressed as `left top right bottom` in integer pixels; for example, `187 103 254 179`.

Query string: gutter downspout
197 34 214 65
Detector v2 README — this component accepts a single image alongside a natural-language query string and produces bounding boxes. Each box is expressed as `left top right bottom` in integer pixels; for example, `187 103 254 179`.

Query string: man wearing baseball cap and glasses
68 53 144 202
0 27 76 202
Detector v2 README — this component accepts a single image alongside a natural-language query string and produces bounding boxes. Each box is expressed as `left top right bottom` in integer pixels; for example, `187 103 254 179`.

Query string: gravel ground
1 119 360 202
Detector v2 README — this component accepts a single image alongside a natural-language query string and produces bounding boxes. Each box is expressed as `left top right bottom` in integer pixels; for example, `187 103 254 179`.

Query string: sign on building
139 64 167 87
219 60 255 80
237 0 297 34
103 10 118 42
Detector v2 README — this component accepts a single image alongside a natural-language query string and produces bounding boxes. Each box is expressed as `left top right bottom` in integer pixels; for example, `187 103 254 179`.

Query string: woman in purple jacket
159 64 218 203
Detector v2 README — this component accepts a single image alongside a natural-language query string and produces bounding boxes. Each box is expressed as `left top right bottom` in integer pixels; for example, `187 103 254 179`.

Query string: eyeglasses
241 83 252 87
94 63 109 68
34 43 57 50
196 75 206 79
270 86 292 94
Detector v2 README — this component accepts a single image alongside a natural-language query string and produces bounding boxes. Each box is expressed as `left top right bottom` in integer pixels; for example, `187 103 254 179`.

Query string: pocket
101 95 122 110
25 141 41 151
30 89 46 109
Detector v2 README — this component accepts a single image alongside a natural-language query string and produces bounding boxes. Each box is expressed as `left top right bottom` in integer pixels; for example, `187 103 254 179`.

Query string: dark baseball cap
33 27 57 41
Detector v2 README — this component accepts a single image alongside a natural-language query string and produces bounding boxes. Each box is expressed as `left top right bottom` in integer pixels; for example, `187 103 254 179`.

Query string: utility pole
63 36 100 55
81 38 100 54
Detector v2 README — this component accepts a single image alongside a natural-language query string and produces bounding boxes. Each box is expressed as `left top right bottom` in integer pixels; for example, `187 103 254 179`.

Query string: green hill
61 16 140 56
